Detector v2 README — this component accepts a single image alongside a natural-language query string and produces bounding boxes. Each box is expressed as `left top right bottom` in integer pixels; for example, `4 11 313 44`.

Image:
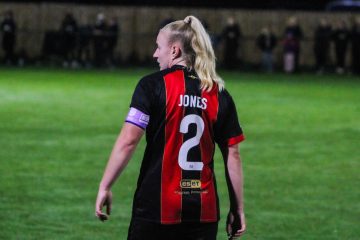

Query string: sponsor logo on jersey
180 179 201 189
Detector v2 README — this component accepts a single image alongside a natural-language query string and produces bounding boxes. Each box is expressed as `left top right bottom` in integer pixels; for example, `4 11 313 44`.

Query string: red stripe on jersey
228 134 245 146
161 70 185 224
200 85 219 222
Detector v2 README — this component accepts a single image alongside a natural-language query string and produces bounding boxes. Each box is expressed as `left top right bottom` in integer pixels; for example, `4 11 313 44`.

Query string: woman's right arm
95 123 144 221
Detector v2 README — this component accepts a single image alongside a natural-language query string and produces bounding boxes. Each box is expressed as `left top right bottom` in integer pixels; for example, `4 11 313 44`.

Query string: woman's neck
169 58 187 68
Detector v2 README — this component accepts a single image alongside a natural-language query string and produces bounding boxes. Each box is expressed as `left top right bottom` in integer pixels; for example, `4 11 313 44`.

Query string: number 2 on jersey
178 114 204 171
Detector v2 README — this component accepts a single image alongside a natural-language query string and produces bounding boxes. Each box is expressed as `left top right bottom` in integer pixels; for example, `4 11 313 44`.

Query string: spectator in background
351 17 360 75
332 20 350 74
221 17 242 69
313 19 332 74
204 20 220 50
256 26 277 73
106 16 119 67
283 33 297 73
284 17 303 72
77 21 93 68
1 10 16 65
93 13 107 67
60 13 78 68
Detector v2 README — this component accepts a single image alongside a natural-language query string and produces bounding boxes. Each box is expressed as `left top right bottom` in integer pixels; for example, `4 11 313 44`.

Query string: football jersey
128 65 244 224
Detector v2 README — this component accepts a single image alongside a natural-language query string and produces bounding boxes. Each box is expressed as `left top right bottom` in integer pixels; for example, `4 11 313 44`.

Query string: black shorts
127 218 218 240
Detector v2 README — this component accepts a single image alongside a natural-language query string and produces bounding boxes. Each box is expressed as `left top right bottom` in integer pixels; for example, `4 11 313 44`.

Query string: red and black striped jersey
128 65 244 224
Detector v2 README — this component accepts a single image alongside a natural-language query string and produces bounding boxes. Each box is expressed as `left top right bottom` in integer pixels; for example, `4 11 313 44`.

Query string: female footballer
95 15 246 240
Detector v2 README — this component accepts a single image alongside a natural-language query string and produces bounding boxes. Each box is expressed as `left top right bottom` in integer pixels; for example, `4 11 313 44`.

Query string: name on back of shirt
178 94 207 110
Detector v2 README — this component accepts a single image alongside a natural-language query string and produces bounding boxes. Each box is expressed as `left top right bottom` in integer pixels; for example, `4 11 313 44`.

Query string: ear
171 44 182 59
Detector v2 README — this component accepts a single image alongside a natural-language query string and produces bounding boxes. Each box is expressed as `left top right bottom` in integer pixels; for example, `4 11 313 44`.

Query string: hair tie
184 17 192 24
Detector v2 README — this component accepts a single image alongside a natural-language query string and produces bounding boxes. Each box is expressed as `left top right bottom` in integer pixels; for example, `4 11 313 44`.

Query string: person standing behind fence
350 17 360 75
282 33 297 73
221 17 242 69
313 19 332 74
77 22 93 68
60 13 78 68
332 20 350 74
106 17 119 67
93 13 107 68
284 17 303 72
1 10 16 65
256 26 277 73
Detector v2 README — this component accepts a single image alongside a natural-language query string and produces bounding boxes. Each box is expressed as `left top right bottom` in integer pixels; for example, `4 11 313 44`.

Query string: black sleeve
214 89 244 147
129 76 153 115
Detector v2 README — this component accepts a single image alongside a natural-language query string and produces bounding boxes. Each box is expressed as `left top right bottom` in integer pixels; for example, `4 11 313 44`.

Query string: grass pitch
0 68 359 239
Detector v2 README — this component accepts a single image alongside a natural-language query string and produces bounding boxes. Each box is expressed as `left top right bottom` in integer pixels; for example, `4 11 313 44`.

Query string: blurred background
1 0 360 74
0 1 359 240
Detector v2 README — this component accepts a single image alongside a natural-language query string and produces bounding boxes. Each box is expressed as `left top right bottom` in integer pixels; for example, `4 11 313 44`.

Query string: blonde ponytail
162 16 224 91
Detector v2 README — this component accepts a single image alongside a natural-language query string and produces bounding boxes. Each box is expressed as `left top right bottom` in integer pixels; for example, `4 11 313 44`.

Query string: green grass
0 67 359 239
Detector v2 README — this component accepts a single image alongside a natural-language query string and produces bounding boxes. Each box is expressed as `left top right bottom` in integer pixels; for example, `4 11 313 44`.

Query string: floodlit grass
0 67 359 239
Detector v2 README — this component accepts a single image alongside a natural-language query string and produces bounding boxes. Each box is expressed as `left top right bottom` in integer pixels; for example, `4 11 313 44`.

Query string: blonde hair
161 15 224 91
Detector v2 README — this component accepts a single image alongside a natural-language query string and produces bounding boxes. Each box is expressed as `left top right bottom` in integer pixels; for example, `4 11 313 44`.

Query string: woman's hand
226 210 246 239
95 188 113 221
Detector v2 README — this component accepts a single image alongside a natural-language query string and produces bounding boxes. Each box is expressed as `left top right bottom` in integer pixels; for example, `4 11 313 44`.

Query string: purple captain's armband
125 107 150 130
